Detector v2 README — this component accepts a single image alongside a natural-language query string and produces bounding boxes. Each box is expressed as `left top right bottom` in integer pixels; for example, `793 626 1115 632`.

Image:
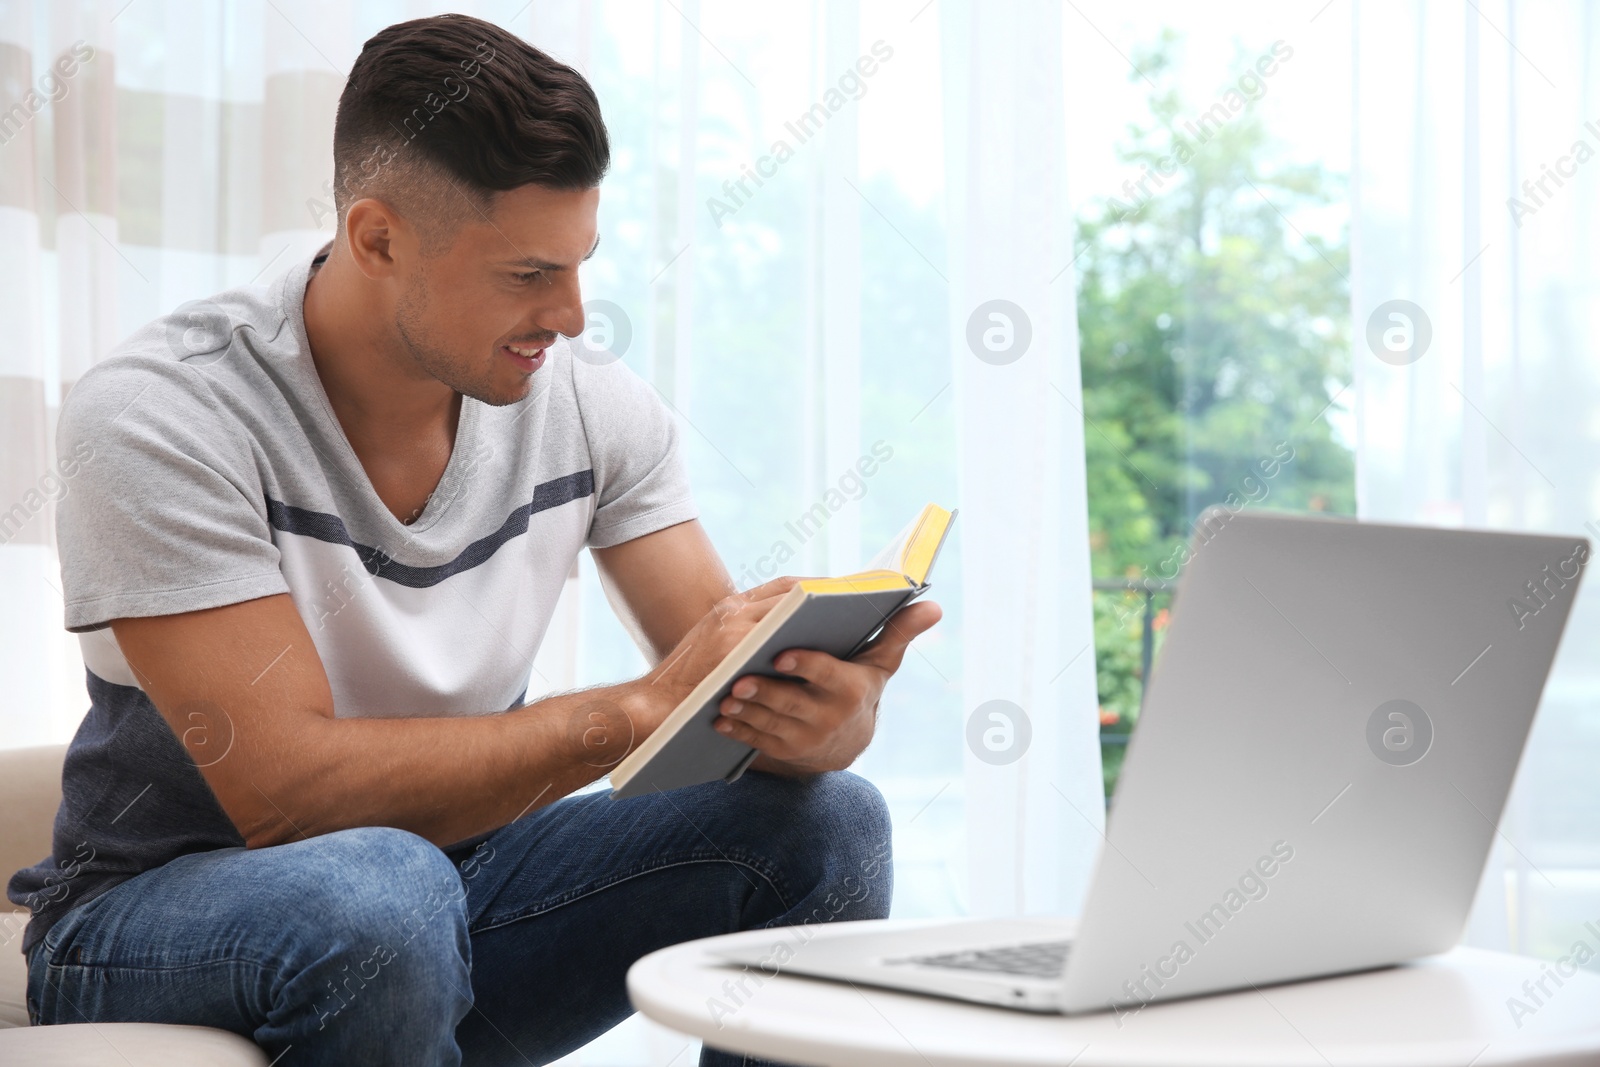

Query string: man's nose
537 277 586 339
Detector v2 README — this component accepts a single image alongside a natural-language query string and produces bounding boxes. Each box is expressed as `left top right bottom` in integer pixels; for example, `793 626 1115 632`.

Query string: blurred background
1 0 1596 1062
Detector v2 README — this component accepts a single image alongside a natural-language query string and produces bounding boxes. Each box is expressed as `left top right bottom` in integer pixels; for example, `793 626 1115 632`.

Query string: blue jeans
24 770 892 1065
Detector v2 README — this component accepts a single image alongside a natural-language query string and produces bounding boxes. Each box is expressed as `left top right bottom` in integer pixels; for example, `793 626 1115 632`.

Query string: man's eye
512 271 541 284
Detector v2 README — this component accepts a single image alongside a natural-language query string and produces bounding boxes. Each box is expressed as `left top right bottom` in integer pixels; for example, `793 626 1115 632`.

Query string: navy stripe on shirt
265 469 595 589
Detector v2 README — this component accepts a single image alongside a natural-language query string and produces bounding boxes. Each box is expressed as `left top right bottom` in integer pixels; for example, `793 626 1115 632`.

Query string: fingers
709 577 807 630
758 648 848 691
714 711 792 754
852 600 942 674
715 689 804 755
649 580 820 699
723 673 806 720
716 674 813 746
708 594 942 766
716 696 795 740
736 575 806 603
745 600 942 693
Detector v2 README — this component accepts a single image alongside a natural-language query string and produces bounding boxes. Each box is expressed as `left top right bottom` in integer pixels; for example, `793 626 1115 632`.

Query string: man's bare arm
591 519 733 661
111 574 793 851
112 517 933 851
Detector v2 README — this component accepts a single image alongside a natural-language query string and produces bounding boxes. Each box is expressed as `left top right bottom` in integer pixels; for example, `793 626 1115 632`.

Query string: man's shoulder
64 281 296 435
561 336 649 391
510 338 655 441
557 338 667 430
61 347 232 448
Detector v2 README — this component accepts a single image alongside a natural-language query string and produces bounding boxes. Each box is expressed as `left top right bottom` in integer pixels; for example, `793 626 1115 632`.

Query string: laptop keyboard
888 939 1072 979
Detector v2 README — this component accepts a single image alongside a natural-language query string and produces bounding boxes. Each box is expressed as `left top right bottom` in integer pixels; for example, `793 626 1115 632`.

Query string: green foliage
1080 37 1356 796
1093 588 1169 795
1094 591 1151 729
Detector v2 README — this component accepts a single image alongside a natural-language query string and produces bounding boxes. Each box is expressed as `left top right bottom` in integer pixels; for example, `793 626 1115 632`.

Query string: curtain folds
941 0 1103 919
1351 0 1600 957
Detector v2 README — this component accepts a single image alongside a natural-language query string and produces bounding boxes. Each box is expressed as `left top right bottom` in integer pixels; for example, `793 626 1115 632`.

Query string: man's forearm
112 577 794 854
237 681 655 849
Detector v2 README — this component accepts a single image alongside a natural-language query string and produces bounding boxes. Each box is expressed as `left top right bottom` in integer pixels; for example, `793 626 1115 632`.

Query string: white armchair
0 744 267 1065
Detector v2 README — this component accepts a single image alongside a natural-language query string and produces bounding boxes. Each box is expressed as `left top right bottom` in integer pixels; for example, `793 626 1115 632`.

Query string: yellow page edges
897 504 953 586
798 572 915 595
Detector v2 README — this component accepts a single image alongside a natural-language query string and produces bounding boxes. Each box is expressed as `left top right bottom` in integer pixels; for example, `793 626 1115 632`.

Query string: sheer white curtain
0 0 1099 1059
1 0 122 748
1352 0 1600 957
941 0 1102 919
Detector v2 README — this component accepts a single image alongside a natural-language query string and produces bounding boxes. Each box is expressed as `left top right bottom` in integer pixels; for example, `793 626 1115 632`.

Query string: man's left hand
713 599 943 775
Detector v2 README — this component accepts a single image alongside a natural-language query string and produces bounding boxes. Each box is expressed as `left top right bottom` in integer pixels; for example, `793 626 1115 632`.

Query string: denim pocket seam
43 953 276 977
31 956 267 1028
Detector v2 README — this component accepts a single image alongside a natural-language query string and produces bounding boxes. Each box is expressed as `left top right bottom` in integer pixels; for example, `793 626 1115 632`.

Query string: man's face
392 183 599 407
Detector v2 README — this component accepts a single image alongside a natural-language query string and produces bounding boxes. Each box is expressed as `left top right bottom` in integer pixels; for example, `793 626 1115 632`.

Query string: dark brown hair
332 14 609 238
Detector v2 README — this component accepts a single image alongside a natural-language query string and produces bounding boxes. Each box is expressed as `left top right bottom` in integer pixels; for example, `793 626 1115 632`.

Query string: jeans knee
328 827 466 950
809 770 892 848
745 770 893 921
277 830 467 983
810 772 893 917
281 828 471 1041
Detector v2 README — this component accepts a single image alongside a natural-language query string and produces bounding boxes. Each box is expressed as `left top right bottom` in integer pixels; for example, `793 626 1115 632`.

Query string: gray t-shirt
7 245 697 954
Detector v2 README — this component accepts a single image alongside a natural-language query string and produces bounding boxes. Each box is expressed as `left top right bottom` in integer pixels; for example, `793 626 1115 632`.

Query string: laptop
713 509 1588 1014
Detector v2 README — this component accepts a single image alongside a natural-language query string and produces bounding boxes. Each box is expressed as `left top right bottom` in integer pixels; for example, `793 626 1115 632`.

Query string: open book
609 503 956 799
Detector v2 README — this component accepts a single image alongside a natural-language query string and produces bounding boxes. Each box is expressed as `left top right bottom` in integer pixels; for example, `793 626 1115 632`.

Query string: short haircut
332 13 610 251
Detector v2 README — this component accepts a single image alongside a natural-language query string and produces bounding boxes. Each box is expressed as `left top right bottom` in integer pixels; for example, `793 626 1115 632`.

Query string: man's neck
302 246 462 456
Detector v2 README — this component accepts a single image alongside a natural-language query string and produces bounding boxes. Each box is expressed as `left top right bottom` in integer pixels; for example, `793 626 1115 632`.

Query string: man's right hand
614 576 804 745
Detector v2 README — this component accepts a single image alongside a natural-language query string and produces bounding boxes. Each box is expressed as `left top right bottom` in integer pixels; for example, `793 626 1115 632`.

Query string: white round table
627 919 1600 1066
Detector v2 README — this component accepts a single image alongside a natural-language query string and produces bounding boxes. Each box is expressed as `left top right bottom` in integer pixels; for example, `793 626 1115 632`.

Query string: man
7 14 938 1066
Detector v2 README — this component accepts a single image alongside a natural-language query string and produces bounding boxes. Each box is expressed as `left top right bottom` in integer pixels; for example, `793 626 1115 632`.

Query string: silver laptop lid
1062 510 1587 1014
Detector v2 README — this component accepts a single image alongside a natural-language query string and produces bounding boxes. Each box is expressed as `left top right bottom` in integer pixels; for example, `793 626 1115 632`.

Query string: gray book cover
609 585 922 799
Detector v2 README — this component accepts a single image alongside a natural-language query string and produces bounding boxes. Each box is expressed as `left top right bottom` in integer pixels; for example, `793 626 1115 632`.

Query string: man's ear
344 197 406 281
